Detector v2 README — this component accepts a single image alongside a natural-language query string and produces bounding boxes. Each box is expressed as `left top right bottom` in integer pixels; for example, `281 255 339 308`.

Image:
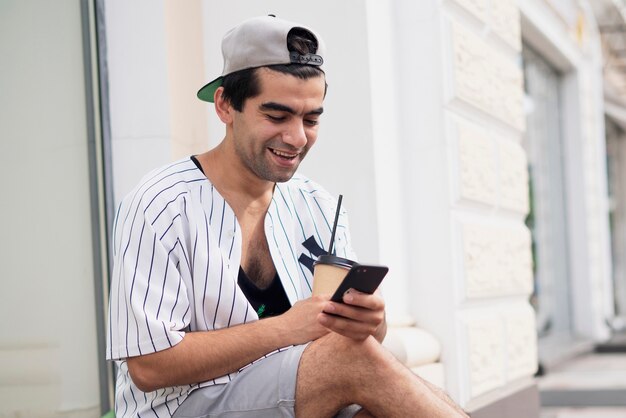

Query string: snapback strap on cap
289 51 323 66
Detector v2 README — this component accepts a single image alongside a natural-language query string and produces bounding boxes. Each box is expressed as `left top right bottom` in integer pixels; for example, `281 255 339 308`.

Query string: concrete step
595 333 626 354
538 353 626 408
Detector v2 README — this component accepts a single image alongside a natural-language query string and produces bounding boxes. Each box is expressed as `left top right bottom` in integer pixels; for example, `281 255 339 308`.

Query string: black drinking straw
327 194 343 255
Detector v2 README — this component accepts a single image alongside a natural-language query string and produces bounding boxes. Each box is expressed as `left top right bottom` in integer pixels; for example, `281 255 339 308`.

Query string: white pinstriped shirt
106 157 356 418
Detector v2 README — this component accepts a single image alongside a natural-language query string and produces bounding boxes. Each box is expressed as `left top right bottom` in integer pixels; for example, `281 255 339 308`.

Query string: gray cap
197 15 326 103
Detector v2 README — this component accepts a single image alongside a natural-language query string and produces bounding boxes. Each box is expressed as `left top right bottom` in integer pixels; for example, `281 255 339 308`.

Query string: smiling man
106 15 467 418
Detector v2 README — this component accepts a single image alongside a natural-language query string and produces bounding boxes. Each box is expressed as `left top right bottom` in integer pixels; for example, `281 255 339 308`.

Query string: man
107 15 467 418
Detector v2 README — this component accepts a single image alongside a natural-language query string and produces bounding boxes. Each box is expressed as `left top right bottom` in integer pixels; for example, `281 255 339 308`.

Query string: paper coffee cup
312 255 357 296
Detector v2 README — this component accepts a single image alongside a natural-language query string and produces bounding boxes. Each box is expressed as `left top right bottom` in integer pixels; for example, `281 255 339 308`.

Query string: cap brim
197 76 223 103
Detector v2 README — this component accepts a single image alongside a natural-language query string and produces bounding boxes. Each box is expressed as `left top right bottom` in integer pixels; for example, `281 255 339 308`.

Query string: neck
196 143 274 215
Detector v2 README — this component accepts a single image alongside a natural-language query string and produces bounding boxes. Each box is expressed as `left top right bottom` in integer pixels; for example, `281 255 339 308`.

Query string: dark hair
220 28 327 111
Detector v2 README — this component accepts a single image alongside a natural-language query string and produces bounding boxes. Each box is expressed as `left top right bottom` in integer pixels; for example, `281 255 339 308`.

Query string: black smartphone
330 264 389 303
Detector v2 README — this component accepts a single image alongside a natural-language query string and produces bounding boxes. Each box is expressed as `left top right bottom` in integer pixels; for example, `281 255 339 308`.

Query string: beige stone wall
444 0 537 403
365 0 538 407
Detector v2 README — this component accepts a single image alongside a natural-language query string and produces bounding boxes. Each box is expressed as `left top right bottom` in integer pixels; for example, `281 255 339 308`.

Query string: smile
269 148 298 159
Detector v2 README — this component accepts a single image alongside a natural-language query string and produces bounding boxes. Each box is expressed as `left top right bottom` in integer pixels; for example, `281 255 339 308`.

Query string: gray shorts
172 344 361 418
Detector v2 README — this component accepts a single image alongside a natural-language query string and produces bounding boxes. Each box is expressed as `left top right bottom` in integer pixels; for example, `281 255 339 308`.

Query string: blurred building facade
592 0 626 334
2 0 625 417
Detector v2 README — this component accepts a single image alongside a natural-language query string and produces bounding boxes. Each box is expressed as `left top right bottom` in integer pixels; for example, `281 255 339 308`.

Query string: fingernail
325 303 335 312
344 291 353 302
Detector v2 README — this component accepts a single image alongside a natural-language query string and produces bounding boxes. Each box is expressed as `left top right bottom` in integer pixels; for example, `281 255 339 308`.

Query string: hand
277 296 331 345
317 290 386 341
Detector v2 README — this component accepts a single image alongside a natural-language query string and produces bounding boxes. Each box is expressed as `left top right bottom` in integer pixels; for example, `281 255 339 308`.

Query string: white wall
364 0 413 323
0 1 100 416
105 0 172 206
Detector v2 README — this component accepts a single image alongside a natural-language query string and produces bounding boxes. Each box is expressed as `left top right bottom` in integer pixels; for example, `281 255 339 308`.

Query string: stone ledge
382 326 441 368
411 362 446 388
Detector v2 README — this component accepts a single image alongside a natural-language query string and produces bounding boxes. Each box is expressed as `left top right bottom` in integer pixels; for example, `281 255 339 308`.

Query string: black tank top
237 268 291 318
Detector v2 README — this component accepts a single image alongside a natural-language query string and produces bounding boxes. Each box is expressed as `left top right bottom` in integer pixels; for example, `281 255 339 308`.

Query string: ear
214 87 234 124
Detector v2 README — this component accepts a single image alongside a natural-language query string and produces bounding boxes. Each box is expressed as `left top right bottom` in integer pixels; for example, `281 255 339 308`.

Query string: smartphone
330 264 389 303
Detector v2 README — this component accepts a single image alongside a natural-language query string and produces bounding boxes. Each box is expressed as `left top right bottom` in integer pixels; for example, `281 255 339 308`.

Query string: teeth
271 149 297 158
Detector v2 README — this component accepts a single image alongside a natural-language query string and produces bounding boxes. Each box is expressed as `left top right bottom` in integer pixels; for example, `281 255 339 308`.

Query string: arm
128 296 330 392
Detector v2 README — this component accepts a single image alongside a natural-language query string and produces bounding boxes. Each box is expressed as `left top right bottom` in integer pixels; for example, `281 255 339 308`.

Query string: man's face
230 68 326 183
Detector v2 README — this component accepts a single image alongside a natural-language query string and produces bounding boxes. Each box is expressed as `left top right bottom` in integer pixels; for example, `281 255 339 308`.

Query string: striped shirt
106 157 356 417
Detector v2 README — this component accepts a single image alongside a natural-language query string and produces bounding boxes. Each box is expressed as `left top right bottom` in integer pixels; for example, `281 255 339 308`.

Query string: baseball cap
197 15 326 103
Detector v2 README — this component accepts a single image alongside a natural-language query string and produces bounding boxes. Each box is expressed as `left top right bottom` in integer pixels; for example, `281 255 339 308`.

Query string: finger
340 289 385 311
317 313 374 341
323 301 383 326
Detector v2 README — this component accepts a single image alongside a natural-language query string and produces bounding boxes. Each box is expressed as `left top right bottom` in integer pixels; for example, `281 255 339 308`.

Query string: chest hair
240 217 276 289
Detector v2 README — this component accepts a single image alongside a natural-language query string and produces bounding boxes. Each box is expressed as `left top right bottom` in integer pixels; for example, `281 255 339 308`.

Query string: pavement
541 408 626 417
537 349 626 418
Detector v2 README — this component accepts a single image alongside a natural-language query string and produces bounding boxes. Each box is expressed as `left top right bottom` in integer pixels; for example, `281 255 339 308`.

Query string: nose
282 120 308 149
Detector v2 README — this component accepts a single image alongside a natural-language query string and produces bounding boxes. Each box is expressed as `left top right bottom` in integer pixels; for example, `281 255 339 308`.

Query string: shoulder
117 157 206 220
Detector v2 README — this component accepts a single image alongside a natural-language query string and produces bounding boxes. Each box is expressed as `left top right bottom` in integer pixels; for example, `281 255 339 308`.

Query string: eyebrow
260 102 324 116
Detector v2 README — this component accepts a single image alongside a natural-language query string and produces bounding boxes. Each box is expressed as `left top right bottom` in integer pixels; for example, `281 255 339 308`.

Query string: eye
304 119 319 127
266 114 286 123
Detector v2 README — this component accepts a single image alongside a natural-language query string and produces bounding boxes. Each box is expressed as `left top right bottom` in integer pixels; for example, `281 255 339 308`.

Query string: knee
309 335 400 403
321 333 393 370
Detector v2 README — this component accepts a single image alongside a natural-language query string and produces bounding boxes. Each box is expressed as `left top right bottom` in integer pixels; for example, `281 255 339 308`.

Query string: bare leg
294 333 467 418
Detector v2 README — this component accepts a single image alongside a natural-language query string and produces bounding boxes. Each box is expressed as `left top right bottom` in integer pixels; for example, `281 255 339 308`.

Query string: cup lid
314 254 357 269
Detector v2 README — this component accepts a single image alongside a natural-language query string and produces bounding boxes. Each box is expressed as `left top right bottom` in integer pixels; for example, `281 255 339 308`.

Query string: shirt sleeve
106 195 190 361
